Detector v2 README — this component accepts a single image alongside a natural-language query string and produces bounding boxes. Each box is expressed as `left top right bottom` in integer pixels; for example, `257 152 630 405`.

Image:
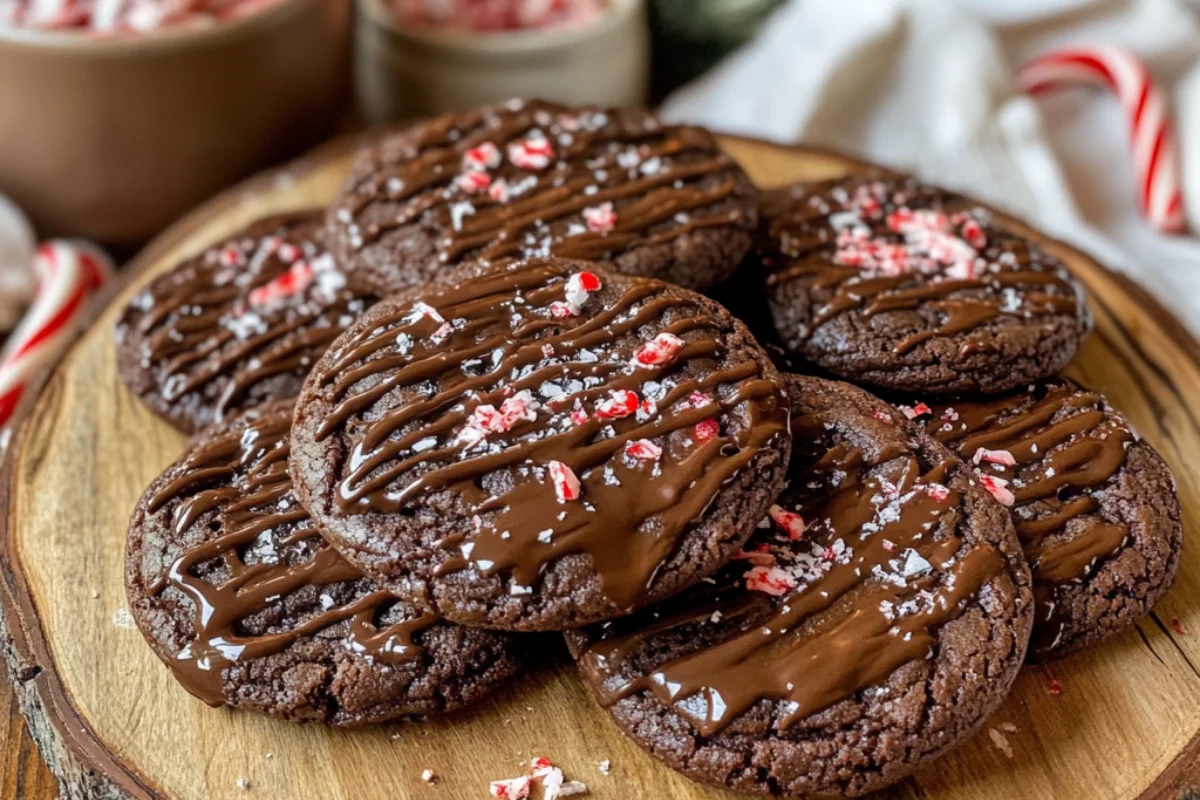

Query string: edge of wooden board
2 132 1198 800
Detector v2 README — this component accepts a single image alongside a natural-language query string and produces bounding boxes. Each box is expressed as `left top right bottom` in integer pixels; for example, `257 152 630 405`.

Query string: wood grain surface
2 135 1200 800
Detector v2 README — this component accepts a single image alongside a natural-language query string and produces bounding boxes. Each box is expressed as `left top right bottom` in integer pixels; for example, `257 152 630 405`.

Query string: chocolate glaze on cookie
759 174 1091 394
117 212 374 433
912 379 1181 660
125 402 525 725
326 99 758 295
290 258 791 631
566 376 1032 797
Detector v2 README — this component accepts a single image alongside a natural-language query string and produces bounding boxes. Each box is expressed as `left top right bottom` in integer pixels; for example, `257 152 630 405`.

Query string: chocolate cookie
909 379 1182 660
758 174 1091 394
566 375 1033 797
290 258 791 632
116 212 374 433
125 401 526 725
326 98 758 295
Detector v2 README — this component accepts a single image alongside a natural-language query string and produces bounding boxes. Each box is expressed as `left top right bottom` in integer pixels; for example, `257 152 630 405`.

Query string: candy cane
1018 46 1187 235
0 241 112 428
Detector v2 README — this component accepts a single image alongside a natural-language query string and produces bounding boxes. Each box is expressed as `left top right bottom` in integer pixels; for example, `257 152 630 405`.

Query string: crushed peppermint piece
421 769 437 784
767 504 806 540
582 202 617 234
489 775 533 799
625 439 663 461
248 261 315 309
548 461 581 502
488 178 511 202
508 135 554 171
926 483 950 502
597 760 611 775
632 332 685 368
745 565 798 596
596 389 639 419
463 141 502 170
979 475 1015 506
693 418 720 443
456 170 492 193
973 447 1016 467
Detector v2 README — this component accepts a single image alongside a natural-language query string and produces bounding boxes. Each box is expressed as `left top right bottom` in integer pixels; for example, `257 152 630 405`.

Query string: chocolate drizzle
305 259 789 618
332 99 753 288
576 392 1009 736
138 404 435 707
920 381 1135 652
118 212 372 432
761 175 1085 357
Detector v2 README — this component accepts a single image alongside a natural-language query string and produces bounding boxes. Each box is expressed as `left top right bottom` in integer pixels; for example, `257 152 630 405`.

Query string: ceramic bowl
0 0 351 245
355 0 649 124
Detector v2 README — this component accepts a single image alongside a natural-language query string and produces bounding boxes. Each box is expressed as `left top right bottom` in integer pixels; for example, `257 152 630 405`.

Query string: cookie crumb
111 608 136 630
988 727 1014 759
1000 722 1018 734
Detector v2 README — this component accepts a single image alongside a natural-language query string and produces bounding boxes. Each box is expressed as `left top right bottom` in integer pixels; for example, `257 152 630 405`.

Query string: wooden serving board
3 135 1200 800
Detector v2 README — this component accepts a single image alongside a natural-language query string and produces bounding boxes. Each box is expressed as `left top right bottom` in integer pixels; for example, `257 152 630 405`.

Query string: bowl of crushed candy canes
355 0 649 123
0 0 351 245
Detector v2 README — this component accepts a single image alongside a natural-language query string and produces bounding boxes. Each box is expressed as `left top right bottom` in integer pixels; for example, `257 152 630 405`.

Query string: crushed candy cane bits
979 475 1015 506
548 461 581 502
767 504 806 540
632 332 685 368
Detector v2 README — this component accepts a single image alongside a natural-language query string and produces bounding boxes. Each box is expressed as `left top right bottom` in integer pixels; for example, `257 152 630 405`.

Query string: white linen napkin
661 0 1200 337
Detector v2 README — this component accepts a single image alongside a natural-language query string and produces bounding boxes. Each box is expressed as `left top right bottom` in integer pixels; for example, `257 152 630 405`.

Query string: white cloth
661 0 1200 337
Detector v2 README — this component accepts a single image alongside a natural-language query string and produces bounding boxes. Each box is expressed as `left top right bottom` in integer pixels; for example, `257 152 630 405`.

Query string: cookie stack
118 99 1182 797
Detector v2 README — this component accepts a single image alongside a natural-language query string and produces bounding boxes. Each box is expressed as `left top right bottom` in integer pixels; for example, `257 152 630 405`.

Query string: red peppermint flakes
488 178 511 203
973 447 1017 467
926 483 951 502
767 504 806 540
625 439 662 461
564 271 601 307
456 170 493 193
508 135 554 171
568 407 589 426
693 418 720 443
582 202 617 234
1172 616 1188 635
218 245 244 267
898 401 933 420
456 390 537 445
463 141 502 171
744 565 798 597
548 460 581 502
489 775 533 799
632 332 685 368
959 217 988 249
248 262 314 309
979 475 1015 506
550 271 602 318
596 389 639 420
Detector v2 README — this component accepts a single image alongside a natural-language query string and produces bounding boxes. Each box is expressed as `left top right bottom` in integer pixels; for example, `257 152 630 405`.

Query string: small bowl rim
0 0 318 53
357 0 643 54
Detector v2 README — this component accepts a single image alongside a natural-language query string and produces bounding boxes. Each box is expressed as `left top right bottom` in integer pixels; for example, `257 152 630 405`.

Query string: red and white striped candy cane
1018 45 1187 235
0 241 112 427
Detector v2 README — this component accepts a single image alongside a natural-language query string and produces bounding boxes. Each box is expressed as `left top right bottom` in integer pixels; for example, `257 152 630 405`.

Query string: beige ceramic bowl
355 0 649 124
0 0 351 246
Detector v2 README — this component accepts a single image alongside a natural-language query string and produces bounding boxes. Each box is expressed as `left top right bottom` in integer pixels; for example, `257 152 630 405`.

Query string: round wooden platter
3 134 1200 800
